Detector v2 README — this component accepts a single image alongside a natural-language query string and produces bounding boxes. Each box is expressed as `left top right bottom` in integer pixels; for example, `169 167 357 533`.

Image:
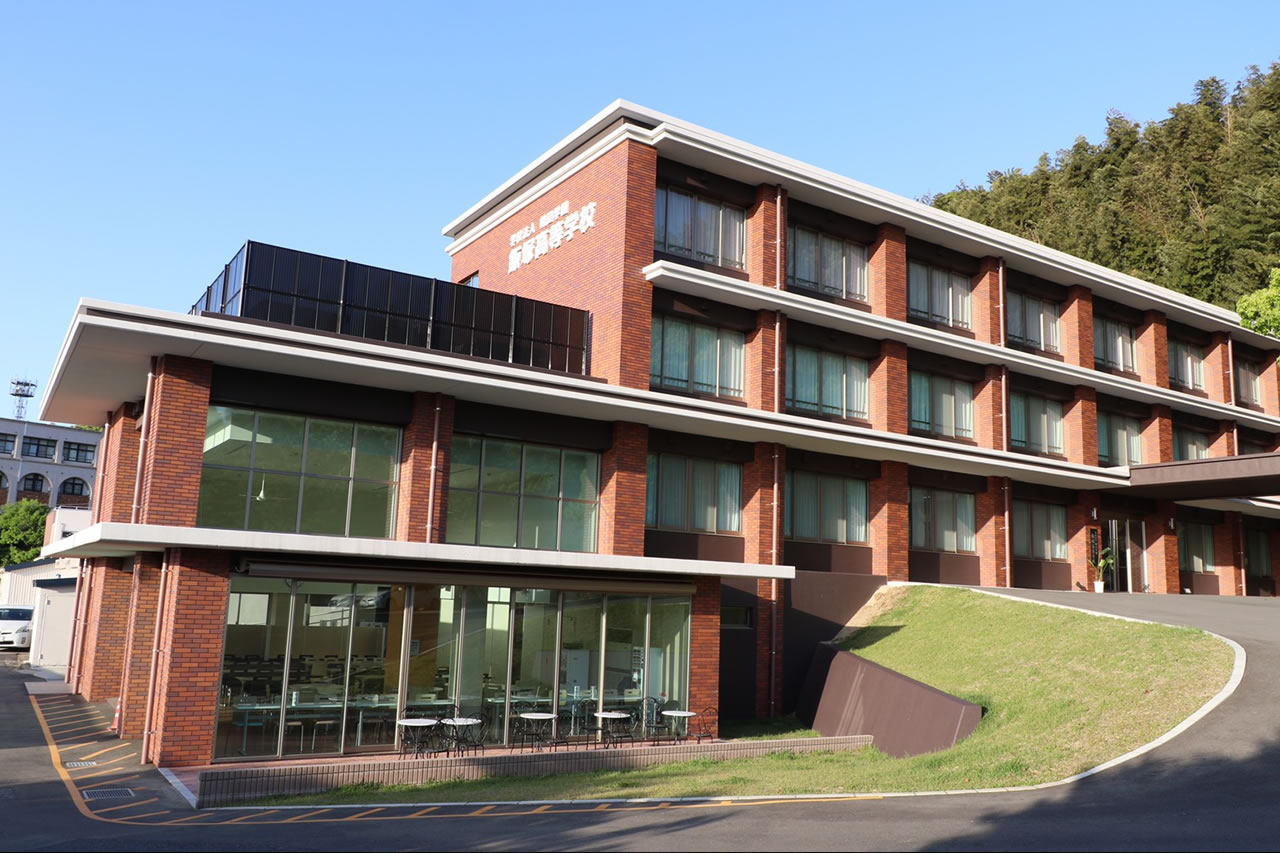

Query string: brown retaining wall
196 735 873 808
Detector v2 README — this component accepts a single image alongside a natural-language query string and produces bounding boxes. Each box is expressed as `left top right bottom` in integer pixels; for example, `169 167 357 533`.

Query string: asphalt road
4 589 1278 851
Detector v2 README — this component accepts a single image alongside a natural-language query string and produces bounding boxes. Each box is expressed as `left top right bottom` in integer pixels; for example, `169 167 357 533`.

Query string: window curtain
690 459 716 531
951 272 971 328
645 454 658 526
954 381 973 438
793 227 818 287
1127 419 1142 465
821 353 844 416
846 479 868 543
1027 396 1045 451
793 347 819 411
846 358 869 419
935 489 956 551
1042 302 1059 351
649 318 663 386
821 475 844 541
1093 317 1107 365
719 331 744 397
955 492 975 552
1012 500 1031 558
717 463 742 532
848 244 868 300
908 263 929 317
693 199 719 262
1049 504 1067 559
1010 393 1028 447
909 487 928 548
819 235 843 295
933 378 955 437
658 456 686 529
661 317 689 389
692 325 718 394
1046 400 1064 454
930 268 950 323
909 372 931 431
665 190 693 254
1008 291 1024 342
792 471 819 540
720 206 745 268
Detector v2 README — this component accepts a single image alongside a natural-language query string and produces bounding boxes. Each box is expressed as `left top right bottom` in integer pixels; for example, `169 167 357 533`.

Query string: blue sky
3 1 1278 418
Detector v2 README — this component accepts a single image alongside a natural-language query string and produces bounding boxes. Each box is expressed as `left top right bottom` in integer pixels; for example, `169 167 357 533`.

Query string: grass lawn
257 586 1233 805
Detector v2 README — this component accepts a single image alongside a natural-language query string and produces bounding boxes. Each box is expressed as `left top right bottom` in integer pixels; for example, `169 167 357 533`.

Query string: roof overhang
41 522 795 581
1123 456 1280 501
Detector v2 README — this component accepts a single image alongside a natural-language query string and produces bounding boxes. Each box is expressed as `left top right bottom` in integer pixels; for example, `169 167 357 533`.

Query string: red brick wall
688 576 720 735
1144 504 1180 594
1213 513 1244 596
1061 285 1094 369
870 461 909 581
1067 493 1099 591
747 184 785 289
742 442 784 717
1142 405 1174 464
149 547 231 767
975 365 1004 449
97 402 140 524
1210 421 1236 458
599 422 647 556
972 258 1002 346
977 477 1007 587
871 340 909 434
395 392 454 543
1065 386 1098 466
140 356 213 527
17 490 50 505
449 138 658 390
868 224 907 322
1259 351 1280 417
80 558 131 703
118 553 162 738
1137 310 1169 389
746 311 782 413
1206 333 1232 404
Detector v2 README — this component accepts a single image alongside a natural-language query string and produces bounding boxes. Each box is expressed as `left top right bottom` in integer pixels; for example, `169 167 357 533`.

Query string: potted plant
1091 546 1114 593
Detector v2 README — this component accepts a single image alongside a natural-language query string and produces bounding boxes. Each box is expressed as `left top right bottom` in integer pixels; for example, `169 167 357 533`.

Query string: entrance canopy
1122 455 1280 501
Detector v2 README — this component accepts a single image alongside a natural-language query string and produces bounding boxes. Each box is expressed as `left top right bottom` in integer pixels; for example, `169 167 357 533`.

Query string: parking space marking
80 774 142 790
283 809 332 822
93 798 159 815
223 809 280 824
82 743 133 760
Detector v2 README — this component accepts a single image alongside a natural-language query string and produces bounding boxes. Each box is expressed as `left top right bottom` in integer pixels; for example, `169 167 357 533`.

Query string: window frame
59 478 89 497
1173 426 1210 461
1009 392 1065 456
649 314 745 399
783 470 869 545
907 261 972 330
1168 340 1205 391
1006 290 1060 353
644 453 743 535
1177 520 1216 574
784 343 869 420
1093 317 1137 373
908 371 974 439
62 441 97 464
785 223 868 302
21 436 56 459
1236 359 1262 406
908 486 977 554
0 434 14 454
1245 528 1271 578
1011 499 1068 561
20 473 46 493
1097 411 1143 466
654 185 746 270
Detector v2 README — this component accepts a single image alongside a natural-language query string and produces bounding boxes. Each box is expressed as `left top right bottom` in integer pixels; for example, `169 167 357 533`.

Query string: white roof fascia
41 522 795 580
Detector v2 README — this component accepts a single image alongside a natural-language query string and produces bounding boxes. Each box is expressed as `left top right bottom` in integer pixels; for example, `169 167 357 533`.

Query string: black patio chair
690 707 718 744
640 696 671 745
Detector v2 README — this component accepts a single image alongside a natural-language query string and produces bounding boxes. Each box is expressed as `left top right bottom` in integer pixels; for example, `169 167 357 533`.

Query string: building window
1245 529 1271 577
785 345 869 419
445 435 600 552
1239 439 1271 456
197 406 400 538
654 186 746 269
721 605 754 628
59 478 89 497
786 225 867 301
62 441 96 464
1098 412 1143 466
21 437 56 459
645 453 742 534
1009 393 1064 455
1012 500 1067 560
1168 341 1204 391
650 315 744 398
1094 317 1137 372
909 487 976 553
20 473 46 493
0 434 13 454
1174 428 1209 461
784 471 869 544
1006 291 1059 352
1236 360 1261 405
909 372 973 439
908 261 971 329
1177 520 1215 573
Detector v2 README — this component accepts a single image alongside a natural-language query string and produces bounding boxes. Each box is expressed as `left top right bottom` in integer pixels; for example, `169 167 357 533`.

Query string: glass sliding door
216 576 292 759
403 584 460 718
603 595 647 714
456 586 511 743
281 581 352 756
343 583 404 751
649 595 691 710
559 592 602 736
510 589 559 740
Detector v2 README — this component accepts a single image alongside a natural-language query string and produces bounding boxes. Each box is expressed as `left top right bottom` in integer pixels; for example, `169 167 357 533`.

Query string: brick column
972 258 1002 346
747 184 785 289
140 356 213 527
978 477 1008 587
1144 506 1180 595
1061 285 1094 369
1260 352 1280 417
868 224 907 322
746 310 783 412
743 442 784 718
95 402 140 524
870 462 909 581
1214 514 1244 596
1142 405 1174 464
79 558 132 703
395 393 454 543
148 548 231 767
1210 421 1236 458
1137 310 1169 388
118 553 162 738
688 576 720 736
599 422 648 557
975 365 1004 450
1206 333 1233 404
1065 387 1098 466
871 340 908 434
617 142 659 390
1068 493 1100 592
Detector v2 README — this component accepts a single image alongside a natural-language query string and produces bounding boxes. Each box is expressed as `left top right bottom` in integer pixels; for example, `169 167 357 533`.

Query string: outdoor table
517 711 556 751
440 717 481 756
661 709 697 742
594 711 630 748
397 717 437 756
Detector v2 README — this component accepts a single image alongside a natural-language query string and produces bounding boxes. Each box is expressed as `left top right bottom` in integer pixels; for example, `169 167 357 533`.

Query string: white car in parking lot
0 606 34 649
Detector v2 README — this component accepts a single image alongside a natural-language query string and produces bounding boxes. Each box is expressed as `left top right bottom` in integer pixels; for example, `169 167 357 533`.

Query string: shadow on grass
841 624 903 651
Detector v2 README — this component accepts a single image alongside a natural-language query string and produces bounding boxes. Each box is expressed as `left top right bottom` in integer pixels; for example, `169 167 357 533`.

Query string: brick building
42 101 1280 768
0 416 99 509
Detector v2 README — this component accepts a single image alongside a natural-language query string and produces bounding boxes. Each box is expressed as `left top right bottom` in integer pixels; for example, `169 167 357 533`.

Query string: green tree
0 499 52 567
1237 268 1280 336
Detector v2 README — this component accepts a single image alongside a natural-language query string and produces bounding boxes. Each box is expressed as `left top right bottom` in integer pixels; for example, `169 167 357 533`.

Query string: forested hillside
929 62 1280 312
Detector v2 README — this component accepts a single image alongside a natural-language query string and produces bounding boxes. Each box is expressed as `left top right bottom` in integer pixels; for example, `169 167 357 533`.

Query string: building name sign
507 200 597 273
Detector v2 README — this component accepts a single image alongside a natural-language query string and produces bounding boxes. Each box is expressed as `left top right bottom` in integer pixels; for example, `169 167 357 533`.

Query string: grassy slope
259 587 1233 804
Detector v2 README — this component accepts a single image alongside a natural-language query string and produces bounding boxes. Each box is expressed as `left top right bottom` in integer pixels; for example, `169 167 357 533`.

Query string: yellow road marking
593 803 610 811
74 766 141 782
44 710 99 722
283 809 332 822
80 774 142 790
126 811 171 821
29 694 104 823
93 797 159 815
469 805 495 815
343 808 384 820
223 810 280 824
165 812 217 824
58 741 105 752
52 723 108 735
82 742 133 760
409 806 439 817
73 752 138 769
531 804 551 813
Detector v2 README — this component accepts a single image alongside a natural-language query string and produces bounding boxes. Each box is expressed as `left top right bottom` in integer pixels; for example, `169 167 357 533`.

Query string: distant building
0 417 100 510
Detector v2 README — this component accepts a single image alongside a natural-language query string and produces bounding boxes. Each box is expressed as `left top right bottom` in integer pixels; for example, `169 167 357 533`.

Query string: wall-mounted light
1090 507 1098 521
1168 517 1176 531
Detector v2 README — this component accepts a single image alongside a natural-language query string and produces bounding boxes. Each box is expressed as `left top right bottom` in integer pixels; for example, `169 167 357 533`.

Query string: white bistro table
661 709 697 741
397 717 438 757
440 717 482 756
594 710 631 748
517 711 557 751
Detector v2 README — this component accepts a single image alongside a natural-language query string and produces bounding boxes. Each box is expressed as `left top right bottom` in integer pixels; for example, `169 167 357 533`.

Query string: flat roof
1124 455 1280 501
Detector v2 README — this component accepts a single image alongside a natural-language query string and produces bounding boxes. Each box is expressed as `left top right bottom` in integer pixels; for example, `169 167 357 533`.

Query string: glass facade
215 575 692 760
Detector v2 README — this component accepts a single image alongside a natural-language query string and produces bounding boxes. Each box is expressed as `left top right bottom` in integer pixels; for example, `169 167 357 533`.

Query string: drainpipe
769 185 783 718
997 259 1012 587
70 561 94 695
140 556 169 764
425 393 442 544
130 361 157 524
67 559 88 689
90 413 111 524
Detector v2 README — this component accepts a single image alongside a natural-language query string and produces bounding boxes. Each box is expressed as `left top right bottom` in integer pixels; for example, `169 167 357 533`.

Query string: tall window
909 372 974 438
1174 428 1209 461
1239 439 1271 456
62 441 96 464
784 471 869 544
59 478 89 497
1236 360 1261 405
1012 500 1067 560
908 261 971 329
446 436 600 552
650 315 744 398
1177 521 1215 573
1168 341 1204 390
654 186 746 269
786 225 868 301
785 345 869 419
0 434 14 454
21 437 55 459
1245 529 1271 578
1098 412 1143 466
1094 317 1136 372
197 406 400 538
645 454 742 534
20 473 46 493
1009 393 1064 455
1007 291 1059 352
909 487 976 552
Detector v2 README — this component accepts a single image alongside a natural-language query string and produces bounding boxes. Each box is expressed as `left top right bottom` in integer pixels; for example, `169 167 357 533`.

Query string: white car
0 606 33 649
